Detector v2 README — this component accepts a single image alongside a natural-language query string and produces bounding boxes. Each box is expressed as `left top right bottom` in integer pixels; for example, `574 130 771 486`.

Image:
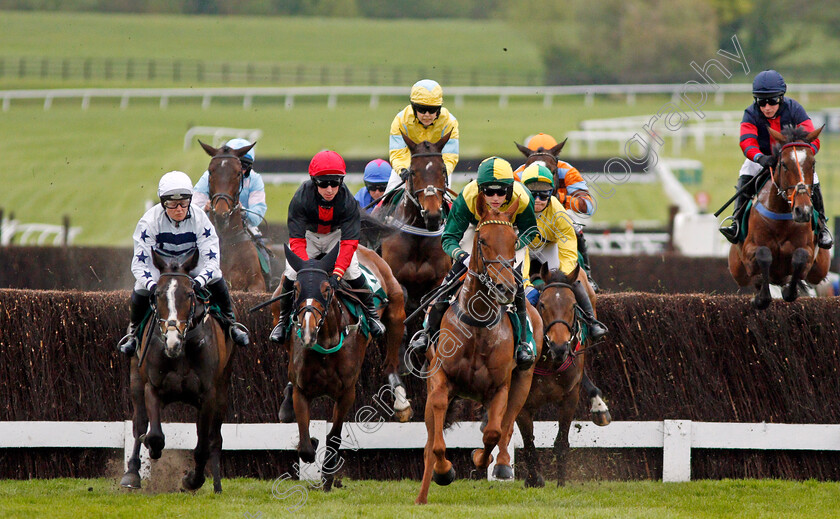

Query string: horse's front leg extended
753 246 773 310
293 386 317 463
581 371 611 426
416 371 453 505
782 248 811 302
472 385 508 473
120 364 148 489
142 383 165 459
182 391 215 492
517 409 544 488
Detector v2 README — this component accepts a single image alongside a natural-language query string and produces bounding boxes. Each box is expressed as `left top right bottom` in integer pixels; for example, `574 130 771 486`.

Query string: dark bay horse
120 248 236 493
502 264 608 488
729 125 829 309
374 133 453 352
416 195 543 505
516 138 568 201
280 243 408 490
199 140 265 292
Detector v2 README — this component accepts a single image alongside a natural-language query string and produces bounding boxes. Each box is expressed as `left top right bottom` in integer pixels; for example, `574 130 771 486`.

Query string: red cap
309 150 346 177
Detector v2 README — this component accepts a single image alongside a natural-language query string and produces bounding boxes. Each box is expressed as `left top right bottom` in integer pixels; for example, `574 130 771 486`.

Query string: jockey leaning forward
117 171 250 355
269 150 386 344
519 163 608 339
719 69 832 248
193 138 271 254
515 132 601 290
409 157 539 370
384 79 460 194
354 158 392 214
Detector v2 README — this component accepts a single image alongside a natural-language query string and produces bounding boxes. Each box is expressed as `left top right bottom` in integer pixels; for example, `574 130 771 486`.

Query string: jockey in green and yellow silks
520 163 607 340
411 156 538 370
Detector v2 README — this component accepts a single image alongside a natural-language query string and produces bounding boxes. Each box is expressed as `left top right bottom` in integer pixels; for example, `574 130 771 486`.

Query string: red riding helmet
309 150 347 178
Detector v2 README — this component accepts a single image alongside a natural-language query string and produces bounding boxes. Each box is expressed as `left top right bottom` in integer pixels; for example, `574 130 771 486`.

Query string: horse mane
772 125 811 156
358 211 399 249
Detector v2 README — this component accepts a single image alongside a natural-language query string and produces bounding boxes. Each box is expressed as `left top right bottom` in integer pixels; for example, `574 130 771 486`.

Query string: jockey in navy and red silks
720 69 831 248
269 150 386 345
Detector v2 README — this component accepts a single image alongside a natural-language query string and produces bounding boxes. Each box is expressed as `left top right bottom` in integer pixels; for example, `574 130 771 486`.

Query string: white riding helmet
158 171 194 200
225 138 255 162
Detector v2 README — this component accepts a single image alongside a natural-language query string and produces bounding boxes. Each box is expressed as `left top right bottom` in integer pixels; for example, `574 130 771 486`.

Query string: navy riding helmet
752 70 787 99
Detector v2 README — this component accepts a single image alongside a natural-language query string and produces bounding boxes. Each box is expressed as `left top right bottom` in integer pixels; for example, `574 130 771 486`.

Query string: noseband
771 142 813 207
151 272 198 343
403 151 448 227
468 219 518 294
537 281 586 371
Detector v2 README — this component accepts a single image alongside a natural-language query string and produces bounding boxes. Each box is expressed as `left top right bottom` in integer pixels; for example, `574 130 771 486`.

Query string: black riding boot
117 290 151 356
278 381 295 423
514 285 535 371
571 280 608 340
409 301 446 355
269 277 295 344
347 276 386 338
812 184 833 249
576 228 598 292
207 279 250 347
720 175 754 244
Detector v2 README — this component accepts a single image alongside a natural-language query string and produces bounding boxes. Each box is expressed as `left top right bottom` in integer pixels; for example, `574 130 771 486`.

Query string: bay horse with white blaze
729 126 829 309
199 140 265 292
416 194 542 505
120 247 236 493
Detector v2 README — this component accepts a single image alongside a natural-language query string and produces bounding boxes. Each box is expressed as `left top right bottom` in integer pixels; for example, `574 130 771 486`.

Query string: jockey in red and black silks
270 150 386 345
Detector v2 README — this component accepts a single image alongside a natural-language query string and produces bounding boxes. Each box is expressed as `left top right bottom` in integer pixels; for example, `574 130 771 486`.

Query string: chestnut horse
280 244 408 490
374 133 453 359
199 140 265 292
120 248 235 493
416 194 543 505
504 264 609 488
729 126 829 309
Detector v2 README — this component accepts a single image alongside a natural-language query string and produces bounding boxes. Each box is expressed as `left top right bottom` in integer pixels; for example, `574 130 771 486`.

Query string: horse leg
142 384 165 459
554 382 581 487
182 392 215 492
782 248 811 302
383 288 411 422
208 386 230 494
753 246 773 310
416 372 453 505
120 363 147 489
472 385 509 474
581 371 611 426
294 387 317 464
322 389 355 492
807 248 831 285
517 409 544 488
492 368 533 480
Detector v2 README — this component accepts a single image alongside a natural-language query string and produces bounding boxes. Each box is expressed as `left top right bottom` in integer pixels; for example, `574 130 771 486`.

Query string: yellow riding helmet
527 133 559 151
410 79 443 107
521 163 554 191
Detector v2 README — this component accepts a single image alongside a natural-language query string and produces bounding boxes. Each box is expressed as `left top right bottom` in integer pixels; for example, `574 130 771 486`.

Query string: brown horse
280 243 408 490
120 248 235 493
516 138 568 199
502 264 608 488
374 133 453 356
729 125 829 309
416 194 543 505
199 140 265 292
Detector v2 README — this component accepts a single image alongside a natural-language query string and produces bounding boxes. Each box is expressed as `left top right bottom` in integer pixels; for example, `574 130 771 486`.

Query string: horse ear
504 195 520 218
401 130 418 150
476 191 488 220
539 262 550 283
284 244 305 273
182 247 199 273
322 244 341 271
550 139 567 156
434 131 452 152
805 125 824 143
567 263 582 283
232 142 256 158
768 127 786 144
199 139 219 157
151 247 168 272
515 142 532 158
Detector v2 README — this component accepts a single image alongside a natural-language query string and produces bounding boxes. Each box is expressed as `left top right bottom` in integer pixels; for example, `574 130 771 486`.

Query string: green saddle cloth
340 264 387 339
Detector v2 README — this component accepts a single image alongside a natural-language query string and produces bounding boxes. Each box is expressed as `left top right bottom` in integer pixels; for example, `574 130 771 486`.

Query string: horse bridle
291 268 336 337
403 151 449 225
770 142 813 207
209 153 244 221
151 272 198 342
537 281 580 356
468 219 518 295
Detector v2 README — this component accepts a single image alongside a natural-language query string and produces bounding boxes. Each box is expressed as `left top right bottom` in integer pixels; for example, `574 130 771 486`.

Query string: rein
142 272 203 367
769 142 812 207
534 281 588 376
291 268 335 337
401 150 448 231
461 219 518 324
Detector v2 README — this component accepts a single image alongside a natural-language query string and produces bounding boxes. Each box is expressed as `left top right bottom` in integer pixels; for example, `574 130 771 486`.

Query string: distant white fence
183 127 263 151
4 84 840 112
3 420 838 483
0 217 81 246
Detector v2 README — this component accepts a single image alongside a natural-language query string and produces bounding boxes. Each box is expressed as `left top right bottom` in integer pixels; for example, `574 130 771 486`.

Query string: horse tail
442 398 462 431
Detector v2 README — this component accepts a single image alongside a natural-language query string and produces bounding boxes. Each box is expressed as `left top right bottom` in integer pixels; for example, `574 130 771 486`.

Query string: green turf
0 478 838 518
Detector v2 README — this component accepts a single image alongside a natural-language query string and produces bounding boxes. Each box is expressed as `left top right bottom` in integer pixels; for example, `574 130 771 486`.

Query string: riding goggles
755 96 782 107
481 186 511 198
530 190 553 201
366 182 388 193
314 178 343 189
163 199 191 209
240 159 253 173
412 103 441 116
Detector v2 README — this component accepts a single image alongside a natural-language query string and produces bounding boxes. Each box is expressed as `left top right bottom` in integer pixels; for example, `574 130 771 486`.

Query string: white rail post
662 419 691 482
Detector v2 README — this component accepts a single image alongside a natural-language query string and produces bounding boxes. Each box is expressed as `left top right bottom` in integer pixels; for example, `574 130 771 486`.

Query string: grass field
1 477 839 518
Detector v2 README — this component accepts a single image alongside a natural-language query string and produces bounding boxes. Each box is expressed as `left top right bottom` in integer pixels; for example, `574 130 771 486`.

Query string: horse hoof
782 287 798 302
492 464 514 480
592 410 612 427
213 482 222 494
472 448 493 468
395 406 413 423
524 474 545 488
143 435 165 460
753 297 771 310
299 437 318 464
432 467 456 486
120 472 141 489
182 470 205 491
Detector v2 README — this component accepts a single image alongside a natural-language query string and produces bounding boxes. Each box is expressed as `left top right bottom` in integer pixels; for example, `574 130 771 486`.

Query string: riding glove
525 285 539 306
756 154 775 169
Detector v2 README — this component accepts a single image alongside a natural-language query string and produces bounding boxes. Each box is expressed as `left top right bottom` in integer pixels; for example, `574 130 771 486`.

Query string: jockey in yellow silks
520 163 608 340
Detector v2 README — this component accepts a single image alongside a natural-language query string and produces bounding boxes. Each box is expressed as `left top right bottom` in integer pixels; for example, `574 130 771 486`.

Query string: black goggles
531 190 552 201
314 178 343 189
366 182 387 193
481 186 511 198
240 160 253 171
412 103 441 115
755 96 782 107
